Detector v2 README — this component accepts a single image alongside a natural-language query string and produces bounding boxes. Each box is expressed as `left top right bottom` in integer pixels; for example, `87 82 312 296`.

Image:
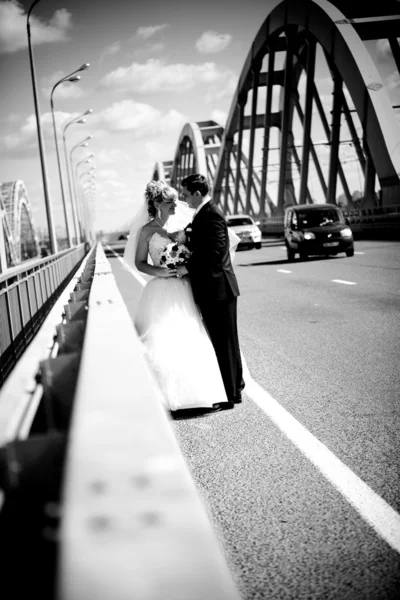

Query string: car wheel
286 245 295 262
346 248 354 257
255 242 262 249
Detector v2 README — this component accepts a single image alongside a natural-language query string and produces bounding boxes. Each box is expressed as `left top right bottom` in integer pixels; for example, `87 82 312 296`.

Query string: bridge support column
277 28 296 215
299 40 316 205
234 102 245 213
260 50 275 217
363 147 378 208
295 99 328 200
246 66 260 214
327 75 343 205
223 139 233 213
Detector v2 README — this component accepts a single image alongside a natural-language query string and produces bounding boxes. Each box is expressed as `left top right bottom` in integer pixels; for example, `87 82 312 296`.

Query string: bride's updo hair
145 180 178 218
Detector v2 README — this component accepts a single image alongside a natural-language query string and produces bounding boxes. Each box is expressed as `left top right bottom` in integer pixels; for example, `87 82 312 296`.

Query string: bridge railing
0 243 242 600
0 245 87 387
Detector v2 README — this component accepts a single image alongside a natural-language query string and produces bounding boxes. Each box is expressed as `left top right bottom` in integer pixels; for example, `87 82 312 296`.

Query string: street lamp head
68 76 81 83
84 109 93 115
77 118 86 124
79 63 90 71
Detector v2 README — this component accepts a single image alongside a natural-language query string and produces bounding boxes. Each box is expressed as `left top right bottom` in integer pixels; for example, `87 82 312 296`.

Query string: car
226 214 262 249
284 203 354 261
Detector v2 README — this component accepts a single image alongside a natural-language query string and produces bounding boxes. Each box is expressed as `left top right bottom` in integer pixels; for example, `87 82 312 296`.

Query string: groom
178 173 244 408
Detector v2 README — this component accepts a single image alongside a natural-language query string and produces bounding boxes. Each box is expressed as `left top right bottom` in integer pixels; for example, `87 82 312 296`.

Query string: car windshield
227 217 254 227
297 209 344 228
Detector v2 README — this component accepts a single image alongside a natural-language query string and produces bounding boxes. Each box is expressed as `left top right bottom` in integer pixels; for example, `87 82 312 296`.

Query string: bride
123 180 232 414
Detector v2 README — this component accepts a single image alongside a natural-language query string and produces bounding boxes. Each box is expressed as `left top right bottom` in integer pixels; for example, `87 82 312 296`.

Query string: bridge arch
151 160 173 185
169 121 224 193
213 0 400 218
0 180 39 270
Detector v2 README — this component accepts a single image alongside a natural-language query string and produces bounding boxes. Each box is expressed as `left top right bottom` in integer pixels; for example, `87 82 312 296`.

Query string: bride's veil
122 181 195 273
122 180 240 273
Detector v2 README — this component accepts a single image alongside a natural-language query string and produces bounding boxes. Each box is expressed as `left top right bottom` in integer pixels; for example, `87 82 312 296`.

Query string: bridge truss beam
211 0 400 218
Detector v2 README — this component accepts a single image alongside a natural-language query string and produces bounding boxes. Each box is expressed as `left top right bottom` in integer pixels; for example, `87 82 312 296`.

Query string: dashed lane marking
108 243 400 554
332 279 357 285
354 252 365 255
277 269 292 274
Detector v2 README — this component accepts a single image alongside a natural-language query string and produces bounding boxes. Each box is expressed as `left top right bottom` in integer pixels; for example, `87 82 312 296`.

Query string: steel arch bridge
0 181 39 272
151 0 400 227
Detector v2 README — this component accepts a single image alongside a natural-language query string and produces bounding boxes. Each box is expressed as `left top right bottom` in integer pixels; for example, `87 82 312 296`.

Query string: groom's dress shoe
213 402 234 411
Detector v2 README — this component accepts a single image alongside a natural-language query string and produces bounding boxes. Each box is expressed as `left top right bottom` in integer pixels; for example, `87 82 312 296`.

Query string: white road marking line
110 243 400 553
240 358 400 554
332 279 357 285
106 245 147 286
354 251 365 255
277 269 292 274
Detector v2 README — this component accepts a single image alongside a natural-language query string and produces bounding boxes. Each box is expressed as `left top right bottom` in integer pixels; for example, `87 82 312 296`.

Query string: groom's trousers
198 297 244 402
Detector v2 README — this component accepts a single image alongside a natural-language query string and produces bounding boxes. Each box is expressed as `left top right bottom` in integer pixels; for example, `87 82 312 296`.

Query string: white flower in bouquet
160 241 191 269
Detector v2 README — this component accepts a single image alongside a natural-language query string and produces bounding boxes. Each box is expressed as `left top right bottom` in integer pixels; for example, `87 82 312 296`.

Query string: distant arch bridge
0 181 39 273
151 0 400 231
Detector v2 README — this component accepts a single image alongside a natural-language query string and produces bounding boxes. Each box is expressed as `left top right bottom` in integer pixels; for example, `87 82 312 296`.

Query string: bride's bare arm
135 228 177 278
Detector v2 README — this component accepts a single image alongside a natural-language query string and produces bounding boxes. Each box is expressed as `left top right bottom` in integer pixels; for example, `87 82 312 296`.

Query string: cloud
91 100 187 139
0 109 87 155
98 169 118 179
96 148 129 164
102 41 121 57
42 71 85 100
132 42 165 58
205 74 238 103
196 31 232 54
0 1 72 54
211 109 227 127
385 70 400 93
136 24 169 39
376 38 400 61
100 59 234 93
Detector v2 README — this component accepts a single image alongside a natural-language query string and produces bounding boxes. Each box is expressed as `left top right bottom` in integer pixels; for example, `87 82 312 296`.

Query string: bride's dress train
135 232 229 411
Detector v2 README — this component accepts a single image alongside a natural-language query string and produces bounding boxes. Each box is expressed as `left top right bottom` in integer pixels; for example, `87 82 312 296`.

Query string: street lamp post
50 63 90 248
80 178 96 244
62 111 93 244
75 163 96 243
70 136 93 242
27 0 57 254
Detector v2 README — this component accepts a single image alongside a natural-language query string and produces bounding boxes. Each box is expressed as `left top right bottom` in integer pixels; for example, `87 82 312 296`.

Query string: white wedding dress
135 232 229 411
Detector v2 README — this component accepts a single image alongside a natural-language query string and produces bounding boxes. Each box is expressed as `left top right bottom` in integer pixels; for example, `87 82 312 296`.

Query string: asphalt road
107 239 400 600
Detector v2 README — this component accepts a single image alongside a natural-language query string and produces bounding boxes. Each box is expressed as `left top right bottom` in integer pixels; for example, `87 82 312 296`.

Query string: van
284 204 354 261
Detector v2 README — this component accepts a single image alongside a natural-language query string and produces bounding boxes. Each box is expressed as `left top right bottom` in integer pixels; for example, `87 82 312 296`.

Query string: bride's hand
157 267 177 278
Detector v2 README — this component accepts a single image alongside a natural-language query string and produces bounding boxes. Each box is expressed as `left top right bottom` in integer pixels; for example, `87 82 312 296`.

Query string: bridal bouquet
160 241 191 269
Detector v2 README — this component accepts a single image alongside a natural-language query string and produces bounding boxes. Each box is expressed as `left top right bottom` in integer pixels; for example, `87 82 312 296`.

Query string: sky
0 0 399 238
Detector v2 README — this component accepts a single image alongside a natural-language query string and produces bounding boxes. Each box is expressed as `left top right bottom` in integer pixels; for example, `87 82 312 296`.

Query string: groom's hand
184 223 193 238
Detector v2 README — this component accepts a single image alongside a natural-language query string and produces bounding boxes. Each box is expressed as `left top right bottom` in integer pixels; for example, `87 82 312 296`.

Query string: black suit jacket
186 202 240 304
